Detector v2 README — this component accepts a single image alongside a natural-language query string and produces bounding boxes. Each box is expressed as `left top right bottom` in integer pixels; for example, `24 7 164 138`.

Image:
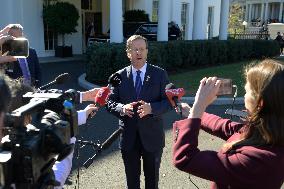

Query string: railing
229 31 270 40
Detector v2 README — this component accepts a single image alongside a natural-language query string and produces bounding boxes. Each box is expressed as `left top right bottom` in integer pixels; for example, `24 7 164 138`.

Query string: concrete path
39 59 282 189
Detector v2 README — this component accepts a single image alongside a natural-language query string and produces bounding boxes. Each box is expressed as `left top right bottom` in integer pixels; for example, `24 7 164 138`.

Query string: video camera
0 88 79 189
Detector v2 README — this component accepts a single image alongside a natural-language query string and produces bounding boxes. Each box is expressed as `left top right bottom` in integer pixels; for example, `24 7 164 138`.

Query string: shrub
85 40 279 84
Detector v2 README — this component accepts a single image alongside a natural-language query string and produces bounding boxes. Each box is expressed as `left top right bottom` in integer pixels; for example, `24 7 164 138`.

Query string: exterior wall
193 0 221 39
208 0 222 38
0 0 226 57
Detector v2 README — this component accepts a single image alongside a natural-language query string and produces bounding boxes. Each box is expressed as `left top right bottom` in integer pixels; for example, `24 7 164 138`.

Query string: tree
123 10 150 22
228 4 244 34
43 2 79 46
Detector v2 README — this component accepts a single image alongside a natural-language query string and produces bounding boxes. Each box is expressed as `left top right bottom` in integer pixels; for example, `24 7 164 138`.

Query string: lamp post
242 21 248 33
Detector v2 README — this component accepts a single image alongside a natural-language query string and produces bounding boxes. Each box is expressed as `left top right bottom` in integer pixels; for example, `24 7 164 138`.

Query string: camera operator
172 59 284 189
0 25 16 64
4 80 99 188
0 74 11 139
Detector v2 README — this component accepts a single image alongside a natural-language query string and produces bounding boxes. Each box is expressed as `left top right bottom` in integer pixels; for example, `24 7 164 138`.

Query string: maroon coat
172 112 284 189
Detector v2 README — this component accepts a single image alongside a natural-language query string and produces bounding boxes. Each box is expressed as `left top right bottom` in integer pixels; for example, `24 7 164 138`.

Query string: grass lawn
168 60 277 97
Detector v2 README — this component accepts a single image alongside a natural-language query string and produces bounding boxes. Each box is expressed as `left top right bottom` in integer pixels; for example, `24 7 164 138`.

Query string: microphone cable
188 174 200 189
229 85 238 120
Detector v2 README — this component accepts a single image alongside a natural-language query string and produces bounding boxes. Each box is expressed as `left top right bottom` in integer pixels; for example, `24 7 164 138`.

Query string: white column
193 0 206 39
157 0 170 41
265 2 269 22
261 3 265 22
272 3 275 19
248 4 252 22
279 2 283 22
110 0 123 43
219 0 229 40
186 2 194 40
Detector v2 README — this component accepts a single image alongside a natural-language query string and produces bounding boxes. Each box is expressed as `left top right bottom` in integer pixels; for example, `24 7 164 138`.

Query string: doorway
82 11 102 52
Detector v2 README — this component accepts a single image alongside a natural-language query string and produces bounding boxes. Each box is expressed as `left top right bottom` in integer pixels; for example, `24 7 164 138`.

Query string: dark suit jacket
173 112 284 189
106 64 172 152
5 48 41 87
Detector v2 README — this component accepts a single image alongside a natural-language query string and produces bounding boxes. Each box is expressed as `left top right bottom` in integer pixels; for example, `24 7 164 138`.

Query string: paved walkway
39 59 283 189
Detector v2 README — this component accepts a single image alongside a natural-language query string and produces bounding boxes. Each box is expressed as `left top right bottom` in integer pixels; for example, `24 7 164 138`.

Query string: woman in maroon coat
172 59 284 189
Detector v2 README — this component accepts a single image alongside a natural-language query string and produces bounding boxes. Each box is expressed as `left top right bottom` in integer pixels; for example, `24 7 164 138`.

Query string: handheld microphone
94 73 122 107
165 83 185 115
39 73 70 90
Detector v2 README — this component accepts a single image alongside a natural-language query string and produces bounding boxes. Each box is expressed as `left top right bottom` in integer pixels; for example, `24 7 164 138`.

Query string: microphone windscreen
55 73 70 84
95 87 111 106
108 73 122 87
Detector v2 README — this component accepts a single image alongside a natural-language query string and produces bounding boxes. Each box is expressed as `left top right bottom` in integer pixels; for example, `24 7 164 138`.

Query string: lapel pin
145 75 150 82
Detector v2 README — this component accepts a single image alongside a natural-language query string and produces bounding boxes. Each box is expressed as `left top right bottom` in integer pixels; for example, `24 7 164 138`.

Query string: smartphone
1 37 29 58
217 78 233 96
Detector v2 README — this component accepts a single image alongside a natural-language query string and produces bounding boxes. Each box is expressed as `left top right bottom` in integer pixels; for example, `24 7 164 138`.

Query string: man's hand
84 104 99 118
81 88 99 102
122 102 138 118
137 100 152 118
0 24 13 35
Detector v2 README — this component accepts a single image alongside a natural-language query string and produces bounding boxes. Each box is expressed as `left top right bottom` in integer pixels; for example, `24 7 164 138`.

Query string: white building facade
0 0 229 57
232 0 284 26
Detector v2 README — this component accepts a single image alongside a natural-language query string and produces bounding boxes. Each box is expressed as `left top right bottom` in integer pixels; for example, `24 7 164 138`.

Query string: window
152 0 159 22
81 0 93 10
43 0 58 50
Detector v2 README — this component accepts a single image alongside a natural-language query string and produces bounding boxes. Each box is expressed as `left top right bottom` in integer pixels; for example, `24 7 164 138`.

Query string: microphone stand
74 138 102 189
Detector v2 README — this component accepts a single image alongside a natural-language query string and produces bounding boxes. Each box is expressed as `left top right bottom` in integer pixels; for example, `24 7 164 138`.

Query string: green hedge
85 40 279 84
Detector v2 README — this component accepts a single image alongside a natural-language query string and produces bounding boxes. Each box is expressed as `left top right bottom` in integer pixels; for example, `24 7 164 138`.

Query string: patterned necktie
135 70 142 98
17 58 31 85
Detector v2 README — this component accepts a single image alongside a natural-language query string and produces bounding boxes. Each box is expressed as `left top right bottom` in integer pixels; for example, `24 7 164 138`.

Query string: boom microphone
101 127 123 150
39 73 70 90
165 83 185 115
83 127 123 168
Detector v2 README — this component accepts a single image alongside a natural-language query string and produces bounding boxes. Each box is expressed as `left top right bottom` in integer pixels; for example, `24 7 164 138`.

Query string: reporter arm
77 104 98 125
53 137 76 188
172 119 262 186
200 112 244 140
80 88 99 103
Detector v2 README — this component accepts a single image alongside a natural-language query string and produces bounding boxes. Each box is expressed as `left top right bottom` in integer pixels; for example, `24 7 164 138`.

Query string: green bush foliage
85 40 279 84
123 10 150 22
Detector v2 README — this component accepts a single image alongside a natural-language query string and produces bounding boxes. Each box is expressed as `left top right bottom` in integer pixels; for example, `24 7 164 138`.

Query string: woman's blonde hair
224 59 284 151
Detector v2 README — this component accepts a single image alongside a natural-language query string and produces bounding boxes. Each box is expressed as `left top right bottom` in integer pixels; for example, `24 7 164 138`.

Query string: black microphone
107 72 122 88
101 127 123 150
39 73 70 90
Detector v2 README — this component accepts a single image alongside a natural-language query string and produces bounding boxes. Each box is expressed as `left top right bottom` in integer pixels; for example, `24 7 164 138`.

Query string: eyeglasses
129 48 147 53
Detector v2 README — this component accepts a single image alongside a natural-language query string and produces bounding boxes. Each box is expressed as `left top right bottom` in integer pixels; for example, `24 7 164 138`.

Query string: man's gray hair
126 35 148 52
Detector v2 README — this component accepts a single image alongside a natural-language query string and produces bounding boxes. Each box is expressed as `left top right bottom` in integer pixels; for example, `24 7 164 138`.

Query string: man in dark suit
5 24 41 87
106 35 172 189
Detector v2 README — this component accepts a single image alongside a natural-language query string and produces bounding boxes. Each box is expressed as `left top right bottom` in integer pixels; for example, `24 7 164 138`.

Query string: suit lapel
140 64 153 98
126 66 137 99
